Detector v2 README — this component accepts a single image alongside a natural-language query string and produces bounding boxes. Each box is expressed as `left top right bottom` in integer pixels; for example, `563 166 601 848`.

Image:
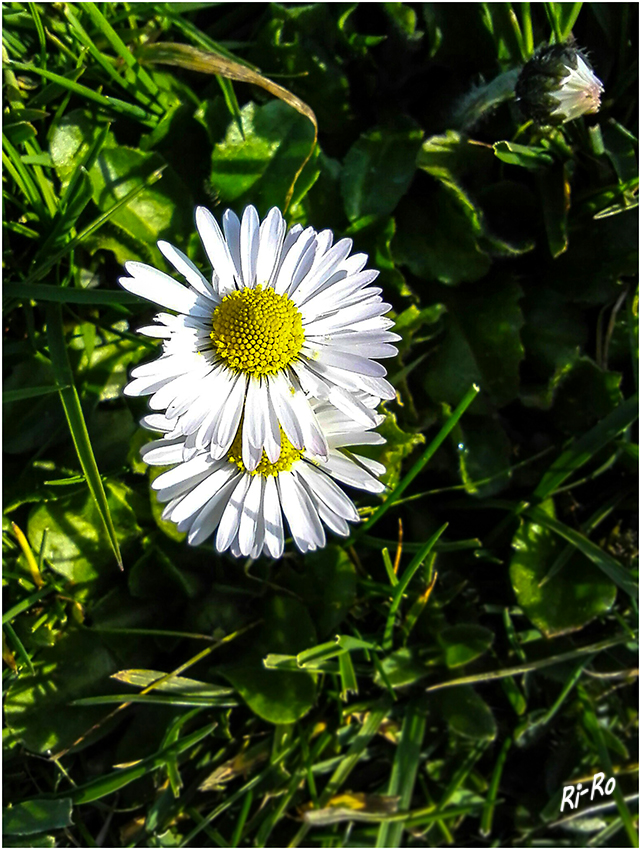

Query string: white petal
291 238 353 304
216 474 252 552
240 205 260 288
296 463 359 522
120 262 199 314
262 475 284 559
304 344 387 378
140 438 186 466
238 474 264 556
157 240 216 300
278 470 325 552
222 208 242 282
256 207 285 286
195 206 237 295
170 464 234 524
188 474 241 546
267 374 304 450
214 373 247 453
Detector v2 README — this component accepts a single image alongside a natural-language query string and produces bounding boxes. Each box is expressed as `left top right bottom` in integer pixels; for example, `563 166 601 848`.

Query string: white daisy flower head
515 43 603 125
120 205 399 473
140 398 387 559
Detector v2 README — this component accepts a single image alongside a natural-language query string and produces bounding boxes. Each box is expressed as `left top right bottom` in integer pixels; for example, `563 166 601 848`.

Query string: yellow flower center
227 425 304 476
211 285 304 376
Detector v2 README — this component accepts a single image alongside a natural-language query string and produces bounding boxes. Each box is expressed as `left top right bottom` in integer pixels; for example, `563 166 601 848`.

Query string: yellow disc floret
227 424 304 476
211 285 304 376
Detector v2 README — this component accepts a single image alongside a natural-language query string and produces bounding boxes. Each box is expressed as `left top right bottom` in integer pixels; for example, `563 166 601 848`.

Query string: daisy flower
140 398 387 559
120 205 399 472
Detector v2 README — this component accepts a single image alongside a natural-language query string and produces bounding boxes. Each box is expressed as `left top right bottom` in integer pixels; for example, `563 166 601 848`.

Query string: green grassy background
2 3 638 847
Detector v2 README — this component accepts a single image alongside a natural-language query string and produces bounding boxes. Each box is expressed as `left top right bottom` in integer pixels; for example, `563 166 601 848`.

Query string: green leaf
221 595 317 724
493 141 554 170
27 482 139 587
3 799 73 836
3 628 120 754
438 624 494 668
435 686 497 740
394 191 491 286
209 100 318 214
550 357 623 434
424 278 524 411
510 500 618 637
341 118 423 222
373 648 429 689
538 161 569 258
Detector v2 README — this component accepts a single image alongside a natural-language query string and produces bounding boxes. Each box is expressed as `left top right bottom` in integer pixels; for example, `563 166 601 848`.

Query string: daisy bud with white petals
140 398 386 559
120 205 399 471
515 43 604 125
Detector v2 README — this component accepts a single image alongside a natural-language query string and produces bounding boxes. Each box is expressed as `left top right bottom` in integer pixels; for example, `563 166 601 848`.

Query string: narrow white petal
278 471 325 552
216 474 252 552
222 208 242 282
140 439 186 466
170 465 234 524
188 474 241 546
195 206 237 295
262 475 284 558
238 474 264 556
256 207 285 286
296 463 359 522
120 262 199 314
267 374 304 450
240 205 260 288
157 240 216 300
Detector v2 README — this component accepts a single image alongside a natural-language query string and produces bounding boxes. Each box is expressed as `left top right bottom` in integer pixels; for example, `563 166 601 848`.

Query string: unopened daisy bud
515 43 604 125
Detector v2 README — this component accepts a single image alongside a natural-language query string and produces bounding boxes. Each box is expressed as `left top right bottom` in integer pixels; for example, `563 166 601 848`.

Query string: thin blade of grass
46 303 122 568
524 504 637 598
4 61 153 123
376 697 428 847
359 384 480 534
479 736 512 837
3 384 68 402
535 395 638 500
383 525 447 649
425 632 635 692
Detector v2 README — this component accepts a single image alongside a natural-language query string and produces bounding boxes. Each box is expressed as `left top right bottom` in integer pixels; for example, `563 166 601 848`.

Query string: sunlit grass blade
359 384 480 534
383 525 446 649
4 61 154 123
46 303 122 569
525 505 637 598
534 395 638 500
579 686 639 847
376 697 428 847
425 632 635 692
479 736 512 837
17 164 166 287
3 384 68 403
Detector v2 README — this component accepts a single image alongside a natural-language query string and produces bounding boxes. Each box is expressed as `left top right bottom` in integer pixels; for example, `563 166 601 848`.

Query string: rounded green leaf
510 500 617 637
438 624 494 668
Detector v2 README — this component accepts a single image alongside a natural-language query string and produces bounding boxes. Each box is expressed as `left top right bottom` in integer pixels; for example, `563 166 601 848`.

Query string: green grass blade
5 282 139 306
376 697 428 846
46 303 122 569
534 395 638 500
525 505 637 598
479 736 512 837
383 524 446 649
360 384 480 533
425 633 635 692
3 385 68 403
5 61 153 123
